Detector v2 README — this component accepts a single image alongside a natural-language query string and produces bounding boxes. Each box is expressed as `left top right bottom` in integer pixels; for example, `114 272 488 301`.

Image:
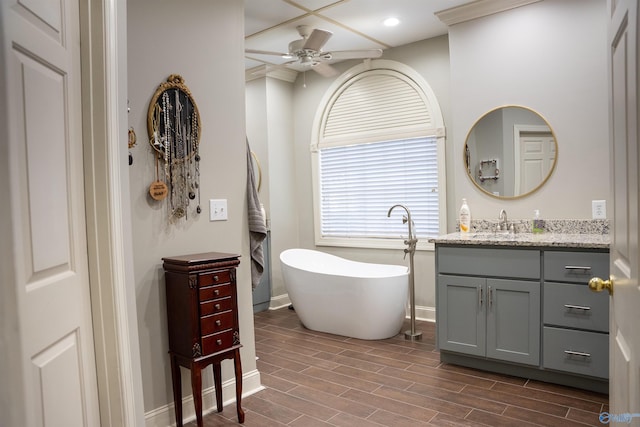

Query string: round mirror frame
463 105 558 199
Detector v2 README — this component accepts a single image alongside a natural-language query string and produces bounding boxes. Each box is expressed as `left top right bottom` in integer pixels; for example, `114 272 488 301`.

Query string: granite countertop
429 219 610 249
429 232 610 249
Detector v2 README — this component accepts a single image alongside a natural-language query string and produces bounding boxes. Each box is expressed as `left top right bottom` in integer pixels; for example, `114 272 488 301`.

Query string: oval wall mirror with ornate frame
146 74 202 220
464 105 558 199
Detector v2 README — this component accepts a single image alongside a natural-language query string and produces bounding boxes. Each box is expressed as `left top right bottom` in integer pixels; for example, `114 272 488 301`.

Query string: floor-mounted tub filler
387 204 422 341
280 248 408 340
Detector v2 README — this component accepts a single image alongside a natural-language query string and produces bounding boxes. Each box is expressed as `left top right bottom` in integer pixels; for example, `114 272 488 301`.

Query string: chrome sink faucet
497 209 515 233
498 209 509 232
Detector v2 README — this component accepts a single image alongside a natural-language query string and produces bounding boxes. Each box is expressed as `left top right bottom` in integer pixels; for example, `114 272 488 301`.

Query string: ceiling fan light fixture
383 17 400 27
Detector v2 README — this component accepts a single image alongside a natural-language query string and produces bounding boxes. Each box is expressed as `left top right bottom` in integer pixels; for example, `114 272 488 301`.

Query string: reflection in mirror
464 106 557 199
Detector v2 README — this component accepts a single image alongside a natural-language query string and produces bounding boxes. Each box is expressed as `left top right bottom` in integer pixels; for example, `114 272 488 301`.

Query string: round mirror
464 105 557 199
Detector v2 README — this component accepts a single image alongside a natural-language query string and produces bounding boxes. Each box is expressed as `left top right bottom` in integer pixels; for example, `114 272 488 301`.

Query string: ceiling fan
246 25 383 77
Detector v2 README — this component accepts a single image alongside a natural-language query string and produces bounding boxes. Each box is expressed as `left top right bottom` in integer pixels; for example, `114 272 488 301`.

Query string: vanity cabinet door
486 278 540 366
437 275 485 357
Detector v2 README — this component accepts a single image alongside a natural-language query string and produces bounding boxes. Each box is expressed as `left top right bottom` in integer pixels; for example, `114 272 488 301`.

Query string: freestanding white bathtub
280 248 409 340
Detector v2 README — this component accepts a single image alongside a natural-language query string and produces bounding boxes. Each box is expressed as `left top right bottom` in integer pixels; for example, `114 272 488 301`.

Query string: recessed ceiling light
383 17 400 27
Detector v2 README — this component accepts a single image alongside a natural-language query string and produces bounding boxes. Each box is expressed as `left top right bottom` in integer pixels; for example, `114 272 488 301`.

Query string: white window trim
310 60 447 251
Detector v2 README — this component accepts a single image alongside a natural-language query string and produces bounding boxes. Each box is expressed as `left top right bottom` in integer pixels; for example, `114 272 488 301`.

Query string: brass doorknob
588 277 613 295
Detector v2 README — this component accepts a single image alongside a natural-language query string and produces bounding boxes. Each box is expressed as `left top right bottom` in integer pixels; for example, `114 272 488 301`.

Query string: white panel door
4 0 100 425
518 133 555 194
606 0 640 424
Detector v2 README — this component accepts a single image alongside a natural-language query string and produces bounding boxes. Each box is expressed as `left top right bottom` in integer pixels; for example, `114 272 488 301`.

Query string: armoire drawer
202 329 237 355
199 270 232 287
543 326 608 379
200 297 233 316
199 283 232 301
543 282 609 332
200 310 234 336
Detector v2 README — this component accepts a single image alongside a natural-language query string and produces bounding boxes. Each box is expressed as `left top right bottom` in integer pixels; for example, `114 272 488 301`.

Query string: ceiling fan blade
312 62 339 77
245 48 290 57
325 49 383 60
303 29 332 52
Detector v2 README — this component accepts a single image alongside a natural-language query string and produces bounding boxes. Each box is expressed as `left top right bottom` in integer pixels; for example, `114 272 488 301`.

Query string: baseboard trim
144 369 263 427
412 305 436 323
269 294 435 323
269 293 291 310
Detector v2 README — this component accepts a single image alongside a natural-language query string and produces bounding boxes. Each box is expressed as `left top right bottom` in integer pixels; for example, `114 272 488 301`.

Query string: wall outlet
209 199 228 221
592 200 606 219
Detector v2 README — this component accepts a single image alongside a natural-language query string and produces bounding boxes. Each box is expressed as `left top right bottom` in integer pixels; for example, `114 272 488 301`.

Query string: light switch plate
209 199 228 221
592 200 606 219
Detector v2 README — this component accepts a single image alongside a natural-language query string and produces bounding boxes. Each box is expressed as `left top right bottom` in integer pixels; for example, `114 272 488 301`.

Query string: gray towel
247 139 267 289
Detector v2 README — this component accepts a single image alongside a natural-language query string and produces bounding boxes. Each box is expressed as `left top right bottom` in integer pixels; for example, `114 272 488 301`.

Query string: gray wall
246 0 609 319
449 0 608 221
127 0 258 419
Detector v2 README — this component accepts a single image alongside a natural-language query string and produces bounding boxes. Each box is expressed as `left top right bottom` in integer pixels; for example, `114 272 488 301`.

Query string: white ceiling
244 0 476 77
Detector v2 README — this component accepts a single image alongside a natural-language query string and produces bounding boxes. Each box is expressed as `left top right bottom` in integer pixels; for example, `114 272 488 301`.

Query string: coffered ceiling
243 0 539 79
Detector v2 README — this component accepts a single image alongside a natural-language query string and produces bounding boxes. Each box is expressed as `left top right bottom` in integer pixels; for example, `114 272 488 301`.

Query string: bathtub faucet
387 204 422 341
387 204 418 258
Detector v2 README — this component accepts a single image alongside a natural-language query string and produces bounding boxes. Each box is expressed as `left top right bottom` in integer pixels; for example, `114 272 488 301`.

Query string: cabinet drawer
199 283 232 301
199 270 231 287
200 297 233 316
202 330 237 355
543 282 609 332
543 326 608 379
200 311 234 336
438 247 540 279
543 251 608 284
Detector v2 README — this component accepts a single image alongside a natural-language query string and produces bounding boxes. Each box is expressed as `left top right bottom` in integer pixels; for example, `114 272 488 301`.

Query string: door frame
79 0 145 426
0 0 143 425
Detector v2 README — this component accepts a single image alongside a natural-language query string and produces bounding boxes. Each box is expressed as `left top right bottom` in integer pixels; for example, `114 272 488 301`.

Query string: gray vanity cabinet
437 247 541 366
542 250 609 379
438 276 540 365
435 243 610 393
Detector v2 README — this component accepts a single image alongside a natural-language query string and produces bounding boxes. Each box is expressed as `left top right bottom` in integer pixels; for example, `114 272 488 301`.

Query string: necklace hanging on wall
147 74 201 221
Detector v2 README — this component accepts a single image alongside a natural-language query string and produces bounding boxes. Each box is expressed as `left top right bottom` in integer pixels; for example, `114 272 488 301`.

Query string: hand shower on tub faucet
387 204 418 258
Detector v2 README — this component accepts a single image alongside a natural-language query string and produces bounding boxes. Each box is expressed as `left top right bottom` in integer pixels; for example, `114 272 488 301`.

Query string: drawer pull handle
215 320 222 326
564 265 592 271
214 304 221 310
564 350 591 358
478 287 483 307
564 304 591 311
216 339 222 346
214 289 220 296
214 275 219 281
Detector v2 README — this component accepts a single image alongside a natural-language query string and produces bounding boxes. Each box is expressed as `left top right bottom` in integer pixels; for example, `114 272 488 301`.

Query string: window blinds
319 137 439 239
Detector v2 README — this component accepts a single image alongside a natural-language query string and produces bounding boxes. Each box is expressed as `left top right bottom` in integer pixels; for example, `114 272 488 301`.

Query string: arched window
311 60 447 249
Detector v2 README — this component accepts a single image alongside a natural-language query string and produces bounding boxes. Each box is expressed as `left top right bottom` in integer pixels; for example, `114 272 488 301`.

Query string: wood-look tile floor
190 307 608 426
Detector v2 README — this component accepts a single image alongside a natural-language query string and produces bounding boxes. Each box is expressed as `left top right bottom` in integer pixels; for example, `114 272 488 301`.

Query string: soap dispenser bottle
459 198 471 233
532 209 544 234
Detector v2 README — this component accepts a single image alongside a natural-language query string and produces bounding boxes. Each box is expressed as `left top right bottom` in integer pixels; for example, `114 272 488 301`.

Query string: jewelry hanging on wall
128 127 137 165
127 100 136 166
147 74 201 221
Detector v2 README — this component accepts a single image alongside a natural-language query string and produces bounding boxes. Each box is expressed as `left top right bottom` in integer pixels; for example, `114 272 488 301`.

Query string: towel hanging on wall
246 138 267 290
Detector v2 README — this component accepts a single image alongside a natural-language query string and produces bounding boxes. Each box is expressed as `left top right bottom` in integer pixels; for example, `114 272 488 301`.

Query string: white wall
246 0 609 319
449 0 609 222
127 0 259 421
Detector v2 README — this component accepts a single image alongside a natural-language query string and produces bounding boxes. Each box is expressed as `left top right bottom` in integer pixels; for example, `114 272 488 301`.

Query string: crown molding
245 65 298 83
435 0 542 26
